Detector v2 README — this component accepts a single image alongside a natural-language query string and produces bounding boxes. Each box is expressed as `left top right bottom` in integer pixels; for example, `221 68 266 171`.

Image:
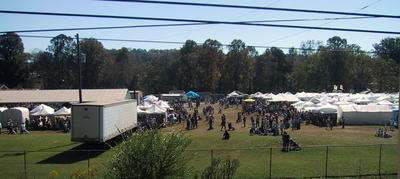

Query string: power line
263 0 384 46
0 16 373 33
0 10 399 34
19 34 377 53
0 23 209 33
102 0 400 19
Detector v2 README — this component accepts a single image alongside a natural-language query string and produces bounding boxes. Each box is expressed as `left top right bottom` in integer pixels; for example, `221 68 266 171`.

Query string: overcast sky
2 0 399 54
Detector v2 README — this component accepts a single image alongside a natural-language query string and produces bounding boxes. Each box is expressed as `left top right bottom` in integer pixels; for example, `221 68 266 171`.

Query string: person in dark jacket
222 130 230 140
281 131 290 152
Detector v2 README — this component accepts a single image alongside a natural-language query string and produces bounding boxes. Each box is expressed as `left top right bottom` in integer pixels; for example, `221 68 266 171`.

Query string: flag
340 85 344 90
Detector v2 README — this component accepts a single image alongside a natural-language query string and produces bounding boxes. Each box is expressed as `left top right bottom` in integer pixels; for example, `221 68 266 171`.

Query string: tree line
0 32 399 94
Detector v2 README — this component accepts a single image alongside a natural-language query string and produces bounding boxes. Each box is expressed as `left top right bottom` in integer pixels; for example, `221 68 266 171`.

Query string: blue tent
185 91 200 98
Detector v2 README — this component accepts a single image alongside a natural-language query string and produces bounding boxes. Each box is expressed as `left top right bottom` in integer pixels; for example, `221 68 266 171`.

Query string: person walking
220 114 226 131
20 122 29 134
341 117 345 129
208 115 214 130
243 116 246 127
256 116 260 128
251 116 255 129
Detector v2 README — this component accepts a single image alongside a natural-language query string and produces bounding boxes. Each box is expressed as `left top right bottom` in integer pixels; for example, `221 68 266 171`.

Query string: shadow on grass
37 136 125 164
0 143 79 158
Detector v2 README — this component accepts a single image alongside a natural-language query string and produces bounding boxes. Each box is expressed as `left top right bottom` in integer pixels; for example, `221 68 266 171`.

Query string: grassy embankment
0 103 397 178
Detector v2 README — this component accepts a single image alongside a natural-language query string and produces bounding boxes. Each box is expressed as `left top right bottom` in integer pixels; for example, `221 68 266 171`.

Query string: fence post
378 144 382 176
87 150 90 169
269 147 272 179
210 149 213 166
325 146 329 177
24 150 27 179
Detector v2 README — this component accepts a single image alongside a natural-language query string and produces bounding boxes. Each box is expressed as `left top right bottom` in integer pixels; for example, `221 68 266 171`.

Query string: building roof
0 89 130 103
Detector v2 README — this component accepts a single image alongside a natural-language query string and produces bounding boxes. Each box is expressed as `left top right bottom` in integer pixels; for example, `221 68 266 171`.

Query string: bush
48 170 58 179
200 157 240 179
70 166 98 179
104 130 192 179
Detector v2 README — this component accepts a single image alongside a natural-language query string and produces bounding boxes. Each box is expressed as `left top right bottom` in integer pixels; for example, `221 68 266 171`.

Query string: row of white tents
0 104 71 127
245 91 399 125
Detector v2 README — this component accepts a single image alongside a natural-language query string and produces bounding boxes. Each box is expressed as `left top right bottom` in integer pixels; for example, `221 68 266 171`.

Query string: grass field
0 103 397 178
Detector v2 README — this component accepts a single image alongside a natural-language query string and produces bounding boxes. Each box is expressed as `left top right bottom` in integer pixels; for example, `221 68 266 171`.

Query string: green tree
374 37 400 64
0 32 29 88
79 38 111 89
197 39 224 92
104 130 192 179
176 40 199 91
222 39 255 93
371 58 399 92
48 34 76 89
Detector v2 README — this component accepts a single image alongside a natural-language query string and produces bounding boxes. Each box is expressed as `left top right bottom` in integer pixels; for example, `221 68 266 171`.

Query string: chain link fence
0 144 397 178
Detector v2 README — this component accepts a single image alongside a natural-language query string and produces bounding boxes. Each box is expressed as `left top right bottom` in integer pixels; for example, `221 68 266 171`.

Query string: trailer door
71 106 101 142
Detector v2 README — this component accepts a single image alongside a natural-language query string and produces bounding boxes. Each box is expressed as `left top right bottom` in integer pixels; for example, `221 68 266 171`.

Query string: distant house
0 84 9 90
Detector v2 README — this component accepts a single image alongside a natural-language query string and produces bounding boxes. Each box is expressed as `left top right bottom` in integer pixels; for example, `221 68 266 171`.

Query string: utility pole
76 34 83 103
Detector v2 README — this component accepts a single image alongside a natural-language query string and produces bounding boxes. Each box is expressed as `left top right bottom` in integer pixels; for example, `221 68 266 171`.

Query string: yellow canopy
244 98 255 102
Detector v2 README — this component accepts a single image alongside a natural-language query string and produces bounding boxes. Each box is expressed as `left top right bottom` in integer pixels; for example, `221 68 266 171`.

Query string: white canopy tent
53 107 71 116
30 104 55 116
0 107 30 127
143 95 159 103
338 104 392 125
137 103 167 115
0 107 7 112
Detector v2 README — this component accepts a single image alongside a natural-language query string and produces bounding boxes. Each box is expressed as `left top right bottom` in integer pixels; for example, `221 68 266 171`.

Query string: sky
1 0 400 54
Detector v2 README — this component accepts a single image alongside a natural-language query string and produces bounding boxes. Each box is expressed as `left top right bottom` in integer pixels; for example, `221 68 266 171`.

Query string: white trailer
71 100 137 142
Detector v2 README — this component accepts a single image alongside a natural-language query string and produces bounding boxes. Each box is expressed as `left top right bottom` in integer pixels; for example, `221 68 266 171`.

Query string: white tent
137 103 167 115
317 103 339 114
0 107 30 127
30 104 54 116
376 100 393 106
143 95 159 103
227 91 240 98
0 107 7 112
53 107 71 116
338 104 392 125
156 100 171 110
137 108 147 114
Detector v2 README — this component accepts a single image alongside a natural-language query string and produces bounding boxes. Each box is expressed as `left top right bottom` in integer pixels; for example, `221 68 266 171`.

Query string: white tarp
53 107 71 116
317 103 339 114
0 107 30 127
156 100 171 109
338 104 392 125
143 95 159 103
0 107 7 112
30 104 54 116
137 104 167 115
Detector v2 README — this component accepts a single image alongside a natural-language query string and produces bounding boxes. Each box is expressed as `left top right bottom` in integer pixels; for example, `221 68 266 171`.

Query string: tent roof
138 103 166 114
0 89 129 103
0 107 7 112
185 91 200 98
30 104 54 116
53 107 71 116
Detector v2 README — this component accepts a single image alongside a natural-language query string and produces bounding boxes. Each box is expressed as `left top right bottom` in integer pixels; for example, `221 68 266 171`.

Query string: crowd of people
1 103 72 134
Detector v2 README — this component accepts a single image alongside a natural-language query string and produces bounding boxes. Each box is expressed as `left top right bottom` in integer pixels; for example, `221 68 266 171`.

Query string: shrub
104 130 192 179
48 170 58 179
70 166 98 179
200 157 240 179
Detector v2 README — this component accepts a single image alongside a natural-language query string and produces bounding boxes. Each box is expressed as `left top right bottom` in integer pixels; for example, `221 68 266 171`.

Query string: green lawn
0 104 398 178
